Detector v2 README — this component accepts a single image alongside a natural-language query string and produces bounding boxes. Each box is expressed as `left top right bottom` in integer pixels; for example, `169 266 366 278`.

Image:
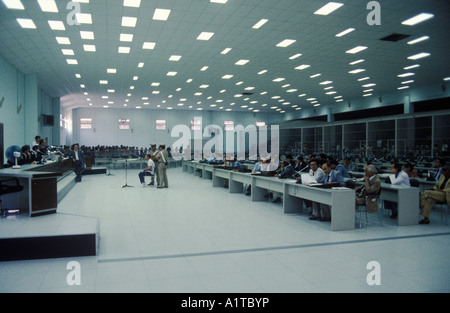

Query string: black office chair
0 178 24 218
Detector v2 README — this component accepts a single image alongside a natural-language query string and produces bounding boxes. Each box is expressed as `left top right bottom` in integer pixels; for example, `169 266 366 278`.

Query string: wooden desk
0 161 64 217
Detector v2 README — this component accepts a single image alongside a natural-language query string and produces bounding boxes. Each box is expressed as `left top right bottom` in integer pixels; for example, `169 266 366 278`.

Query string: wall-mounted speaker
42 114 54 126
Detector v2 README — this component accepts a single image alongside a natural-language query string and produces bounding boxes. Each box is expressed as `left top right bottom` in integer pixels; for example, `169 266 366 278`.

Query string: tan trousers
420 190 446 218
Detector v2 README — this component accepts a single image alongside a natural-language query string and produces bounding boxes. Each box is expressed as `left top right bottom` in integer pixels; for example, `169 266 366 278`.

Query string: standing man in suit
355 165 381 207
314 163 345 222
419 164 450 224
432 158 445 181
155 144 169 189
70 143 86 182
149 144 158 186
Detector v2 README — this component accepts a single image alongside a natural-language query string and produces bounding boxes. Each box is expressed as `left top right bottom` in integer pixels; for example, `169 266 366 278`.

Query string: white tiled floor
1 167 449 293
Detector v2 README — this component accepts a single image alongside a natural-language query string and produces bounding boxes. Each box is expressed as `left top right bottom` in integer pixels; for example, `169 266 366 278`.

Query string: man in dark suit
315 163 345 221
69 143 86 182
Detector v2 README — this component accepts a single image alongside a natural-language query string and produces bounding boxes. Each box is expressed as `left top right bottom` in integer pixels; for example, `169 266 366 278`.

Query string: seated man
312 163 345 221
274 160 296 179
419 164 450 224
139 154 155 187
355 165 381 206
385 163 410 219
330 159 351 178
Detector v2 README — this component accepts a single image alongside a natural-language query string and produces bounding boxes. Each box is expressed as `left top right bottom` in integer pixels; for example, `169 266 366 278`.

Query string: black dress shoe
309 216 321 221
419 218 430 224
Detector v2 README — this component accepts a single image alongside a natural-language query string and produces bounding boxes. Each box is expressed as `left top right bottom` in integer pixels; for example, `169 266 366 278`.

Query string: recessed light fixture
210 0 228 3
75 13 92 24
197 32 214 41
252 19 268 29
200 66 209 71
3 0 25 10
122 16 137 27
295 65 310 70
167 72 177 76
118 47 131 54
358 77 370 81
83 44 96 52
289 53 302 60
48 20 66 31
349 69 366 74
336 28 355 37
124 0 141 8
397 73 415 78
401 80 414 84
273 78 285 82
17 18 37 29
222 75 233 79
37 0 58 12
142 42 156 50
66 59 78 65
258 70 268 75
407 36 430 45
153 8 171 21
404 64 420 70
61 49 74 56
402 13 434 26
235 59 249 66
107 69 117 74
221 48 232 54
407 52 430 60
314 2 344 15
99 80 108 84
120 34 134 42
350 59 365 65
80 31 94 40
169 55 182 61
346 46 368 54
276 39 296 47
320 81 333 85
310 73 321 78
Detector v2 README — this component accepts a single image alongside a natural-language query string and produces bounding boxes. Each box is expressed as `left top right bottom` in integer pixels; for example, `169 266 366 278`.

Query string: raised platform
0 213 99 262
0 166 105 262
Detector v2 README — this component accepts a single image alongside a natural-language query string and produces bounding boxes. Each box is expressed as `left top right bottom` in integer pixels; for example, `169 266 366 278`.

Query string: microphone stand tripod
122 159 133 188
106 158 114 176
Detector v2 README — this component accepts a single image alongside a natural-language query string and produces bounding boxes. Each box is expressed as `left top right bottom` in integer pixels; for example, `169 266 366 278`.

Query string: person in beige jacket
355 165 381 208
419 164 450 224
154 144 169 189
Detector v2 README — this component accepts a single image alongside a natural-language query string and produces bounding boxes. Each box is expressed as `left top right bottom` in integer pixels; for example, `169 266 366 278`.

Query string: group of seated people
204 153 448 225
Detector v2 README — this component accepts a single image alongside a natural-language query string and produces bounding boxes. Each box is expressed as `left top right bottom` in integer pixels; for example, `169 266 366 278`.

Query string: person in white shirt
385 162 410 219
139 154 155 187
308 160 325 220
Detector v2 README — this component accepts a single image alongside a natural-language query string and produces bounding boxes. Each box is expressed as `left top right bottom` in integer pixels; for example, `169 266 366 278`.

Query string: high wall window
156 120 166 130
119 119 130 130
191 119 201 131
80 118 92 130
224 121 234 131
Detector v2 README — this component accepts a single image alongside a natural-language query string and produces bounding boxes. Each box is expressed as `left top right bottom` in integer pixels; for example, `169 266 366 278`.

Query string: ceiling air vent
241 92 254 96
380 33 410 42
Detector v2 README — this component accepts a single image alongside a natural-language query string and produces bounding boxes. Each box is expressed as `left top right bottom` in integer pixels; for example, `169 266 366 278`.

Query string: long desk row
182 161 421 231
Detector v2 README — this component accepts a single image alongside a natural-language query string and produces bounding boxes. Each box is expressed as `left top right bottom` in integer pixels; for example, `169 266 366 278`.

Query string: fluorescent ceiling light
75 74 81 78
138 63 144 68
222 75 233 79
235 59 249 66
118 47 131 54
253 19 268 29
151 82 160 86
398 86 410 90
310 73 321 78
397 73 415 78
56 37 71 45
273 78 285 82
295 64 310 70
122 16 137 27
258 70 268 75
83 44 96 52
358 77 370 81
142 42 156 49
320 81 333 85
107 69 117 74
62 49 74 56
407 52 430 60
402 13 434 26
75 13 92 24
401 80 414 84
37 0 58 13
221 48 232 54
363 83 376 87
99 80 108 84
197 32 214 40
276 39 296 47
80 31 94 40
66 59 78 65
17 18 36 29
314 2 344 15
123 0 141 7
200 66 209 71
167 72 177 76
48 20 65 31
120 34 134 42
407 36 430 45
289 53 302 60
200 85 209 88
349 69 366 74
153 8 171 21
211 0 228 3
350 59 365 65
2 0 24 10
404 64 420 70
444 77 450 81
336 28 355 37
346 46 367 54
169 55 182 61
